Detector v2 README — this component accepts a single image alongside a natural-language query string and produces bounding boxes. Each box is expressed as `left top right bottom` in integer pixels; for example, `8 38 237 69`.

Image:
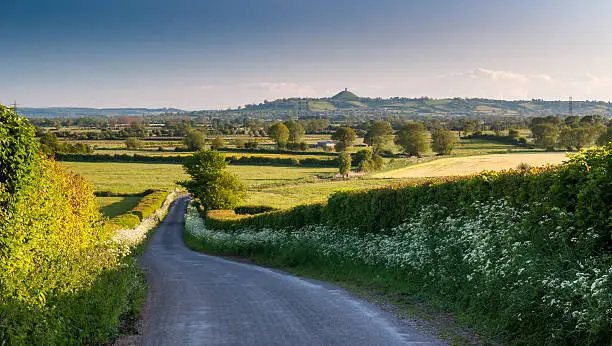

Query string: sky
1 0 612 110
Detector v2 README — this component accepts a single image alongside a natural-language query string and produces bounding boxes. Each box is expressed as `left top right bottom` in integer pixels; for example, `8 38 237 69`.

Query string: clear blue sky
2 0 611 109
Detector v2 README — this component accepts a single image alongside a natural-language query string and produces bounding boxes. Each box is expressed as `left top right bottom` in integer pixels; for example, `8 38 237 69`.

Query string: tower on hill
331 88 359 101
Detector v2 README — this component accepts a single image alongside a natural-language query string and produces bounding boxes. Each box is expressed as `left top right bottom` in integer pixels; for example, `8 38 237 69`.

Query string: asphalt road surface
138 197 444 345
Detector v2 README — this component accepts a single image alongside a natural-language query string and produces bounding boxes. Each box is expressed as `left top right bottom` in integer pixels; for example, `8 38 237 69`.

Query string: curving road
137 197 444 345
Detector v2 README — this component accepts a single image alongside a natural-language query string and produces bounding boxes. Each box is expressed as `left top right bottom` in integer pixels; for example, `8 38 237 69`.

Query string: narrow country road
137 197 444 345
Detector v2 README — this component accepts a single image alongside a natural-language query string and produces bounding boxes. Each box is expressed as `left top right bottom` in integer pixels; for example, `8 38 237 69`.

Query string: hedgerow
108 190 171 229
0 106 150 344
55 153 339 167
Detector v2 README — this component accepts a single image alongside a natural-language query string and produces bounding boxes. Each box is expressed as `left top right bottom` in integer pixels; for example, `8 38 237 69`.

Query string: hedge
55 153 339 167
206 145 611 253
108 189 171 229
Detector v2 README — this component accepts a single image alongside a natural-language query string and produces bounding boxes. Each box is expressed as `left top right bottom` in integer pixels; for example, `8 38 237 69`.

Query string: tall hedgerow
0 105 143 344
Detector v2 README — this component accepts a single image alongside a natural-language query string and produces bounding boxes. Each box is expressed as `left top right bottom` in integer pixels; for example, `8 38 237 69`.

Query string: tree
183 130 206 151
353 148 383 172
338 151 351 178
39 132 60 155
531 123 559 150
284 120 305 143
178 149 245 210
508 129 521 139
268 122 290 149
125 137 143 149
364 121 394 154
331 127 357 152
596 124 612 146
431 128 456 155
211 136 226 149
395 122 430 157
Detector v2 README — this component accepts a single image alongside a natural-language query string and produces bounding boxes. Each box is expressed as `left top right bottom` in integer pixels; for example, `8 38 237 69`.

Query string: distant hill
242 90 612 117
18 107 184 118
331 89 360 101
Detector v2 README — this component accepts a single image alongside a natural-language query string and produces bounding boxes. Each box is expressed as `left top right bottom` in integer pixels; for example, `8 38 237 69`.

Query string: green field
63 149 571 210
97 196 142 218
62 162 405 209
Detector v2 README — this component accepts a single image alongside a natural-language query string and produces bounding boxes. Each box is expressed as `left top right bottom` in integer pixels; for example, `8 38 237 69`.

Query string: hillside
243 91 612 117
18 107 184 118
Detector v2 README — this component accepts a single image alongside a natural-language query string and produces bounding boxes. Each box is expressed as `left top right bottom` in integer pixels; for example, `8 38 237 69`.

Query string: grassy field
61 161 405 209
97 196 142 218
375 152 570 178
61 162 336 194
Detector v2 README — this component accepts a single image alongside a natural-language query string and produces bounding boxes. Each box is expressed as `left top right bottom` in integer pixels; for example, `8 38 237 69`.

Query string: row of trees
529 115 608 150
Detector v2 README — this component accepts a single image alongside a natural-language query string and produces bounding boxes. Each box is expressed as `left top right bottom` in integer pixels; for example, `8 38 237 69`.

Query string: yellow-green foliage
0 106 147 344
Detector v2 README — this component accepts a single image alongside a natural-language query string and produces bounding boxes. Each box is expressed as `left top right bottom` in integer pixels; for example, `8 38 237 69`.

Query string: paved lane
138 197 443 345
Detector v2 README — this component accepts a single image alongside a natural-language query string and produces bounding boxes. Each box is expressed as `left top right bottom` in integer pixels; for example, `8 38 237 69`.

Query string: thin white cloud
438 68 552 82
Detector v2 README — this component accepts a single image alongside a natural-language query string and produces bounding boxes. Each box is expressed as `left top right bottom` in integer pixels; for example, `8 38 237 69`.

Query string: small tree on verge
431 128 456 155
268 122 290 149
178 149 245 210
338 151 351 178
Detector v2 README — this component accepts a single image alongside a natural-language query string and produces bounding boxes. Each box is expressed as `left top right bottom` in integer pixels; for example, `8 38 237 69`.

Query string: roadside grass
375 152 569 178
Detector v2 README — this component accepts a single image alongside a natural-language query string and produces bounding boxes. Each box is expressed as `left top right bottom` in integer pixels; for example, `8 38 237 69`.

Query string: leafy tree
531 123 559 150
331 127 357 152
284 120 305 143
179 149 245 210
364 120 394 154
268 122 290 149
39 132 60 155
353 148 383 172
338 151 351 178
211 136 226 149
564 116 581 128
233 138 246 149
125 137 143 149
395 122 430 157
183 130 206 151
431 128 456 155
596 124 612 146
508 129 521 139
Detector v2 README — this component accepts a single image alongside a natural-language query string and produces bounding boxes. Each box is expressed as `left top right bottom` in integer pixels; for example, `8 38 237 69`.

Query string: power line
569 96 573 116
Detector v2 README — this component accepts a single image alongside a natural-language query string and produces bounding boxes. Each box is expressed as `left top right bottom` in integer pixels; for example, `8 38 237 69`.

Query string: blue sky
1 0 611 109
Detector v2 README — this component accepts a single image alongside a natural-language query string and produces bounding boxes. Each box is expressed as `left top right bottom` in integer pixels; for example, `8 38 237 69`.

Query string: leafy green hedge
55 153 339 167
234 205 277 215
0 105 148 344
207 145 611 252
108 190 171 229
